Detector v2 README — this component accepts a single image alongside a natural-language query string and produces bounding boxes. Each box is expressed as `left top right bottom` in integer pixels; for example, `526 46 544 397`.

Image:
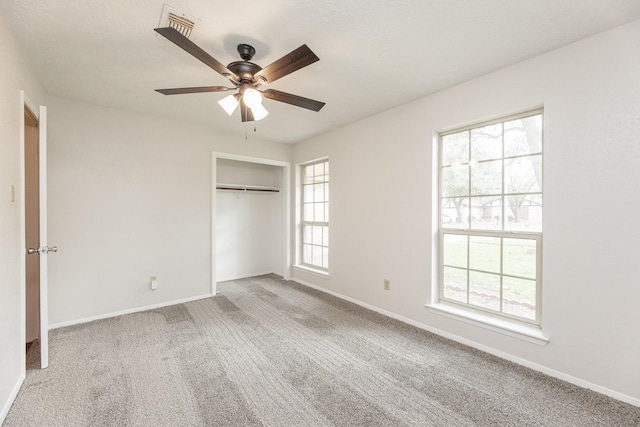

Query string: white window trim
434 109 545 335
426 302 549 346
293 264 330 278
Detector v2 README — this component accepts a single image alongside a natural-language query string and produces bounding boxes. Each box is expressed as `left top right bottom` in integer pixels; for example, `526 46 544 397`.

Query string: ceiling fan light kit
242 88 262 109
218 94 240 116
249 103 269 121
154 27 325 122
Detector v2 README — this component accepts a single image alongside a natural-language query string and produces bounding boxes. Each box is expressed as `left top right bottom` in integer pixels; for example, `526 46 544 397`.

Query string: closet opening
211 153 291 294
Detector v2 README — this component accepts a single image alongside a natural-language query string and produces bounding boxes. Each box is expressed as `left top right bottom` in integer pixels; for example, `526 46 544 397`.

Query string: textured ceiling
2 0 640 143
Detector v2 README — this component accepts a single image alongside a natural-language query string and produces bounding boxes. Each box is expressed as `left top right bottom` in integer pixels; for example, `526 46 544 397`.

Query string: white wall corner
0 372 25 425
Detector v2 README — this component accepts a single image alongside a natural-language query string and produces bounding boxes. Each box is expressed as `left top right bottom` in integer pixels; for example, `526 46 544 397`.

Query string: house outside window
301 159 329 271
439 110 543 324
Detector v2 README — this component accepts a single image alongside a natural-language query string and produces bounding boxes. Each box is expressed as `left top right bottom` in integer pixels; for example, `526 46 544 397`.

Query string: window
439 110 542 324
301 159 329 271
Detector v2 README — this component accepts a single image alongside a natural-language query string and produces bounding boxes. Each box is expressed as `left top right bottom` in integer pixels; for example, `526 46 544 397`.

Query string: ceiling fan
154 27 325 122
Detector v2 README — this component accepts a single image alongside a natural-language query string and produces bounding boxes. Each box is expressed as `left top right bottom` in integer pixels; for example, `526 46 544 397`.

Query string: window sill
293 265 330 279
426 303 549 346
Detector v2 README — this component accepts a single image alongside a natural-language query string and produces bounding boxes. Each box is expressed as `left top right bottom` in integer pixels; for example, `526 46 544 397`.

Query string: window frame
437 109 543 327
300 158 329 272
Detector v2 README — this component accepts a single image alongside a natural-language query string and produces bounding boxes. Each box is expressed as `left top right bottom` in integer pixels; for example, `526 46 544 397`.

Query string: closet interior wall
215 158 284 282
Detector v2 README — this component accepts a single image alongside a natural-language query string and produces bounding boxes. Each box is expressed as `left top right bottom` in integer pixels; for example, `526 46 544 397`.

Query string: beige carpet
5 275 640 426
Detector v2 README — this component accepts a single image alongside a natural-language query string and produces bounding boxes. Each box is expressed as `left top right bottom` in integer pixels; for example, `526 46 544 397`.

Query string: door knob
27 248 39 255
47 246 58 253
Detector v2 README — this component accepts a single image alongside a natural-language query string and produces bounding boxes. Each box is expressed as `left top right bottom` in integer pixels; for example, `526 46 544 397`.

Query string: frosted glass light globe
243 88 262 108
251 103 269 121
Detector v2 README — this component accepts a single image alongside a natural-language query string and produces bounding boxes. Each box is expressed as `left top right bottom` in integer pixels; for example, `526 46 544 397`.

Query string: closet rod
216 184 280 193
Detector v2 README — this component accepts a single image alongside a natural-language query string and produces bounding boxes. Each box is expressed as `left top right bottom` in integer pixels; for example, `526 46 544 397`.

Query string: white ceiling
2 0 640 143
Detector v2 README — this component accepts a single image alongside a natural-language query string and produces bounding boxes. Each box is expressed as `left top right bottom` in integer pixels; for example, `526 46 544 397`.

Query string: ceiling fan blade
154 27 236 79
156 86 236 95
262 89 325 112
239 98 255 122
254 45 319 84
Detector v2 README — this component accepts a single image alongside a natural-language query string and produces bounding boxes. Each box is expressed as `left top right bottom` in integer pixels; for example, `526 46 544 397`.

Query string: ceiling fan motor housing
227 60 262 82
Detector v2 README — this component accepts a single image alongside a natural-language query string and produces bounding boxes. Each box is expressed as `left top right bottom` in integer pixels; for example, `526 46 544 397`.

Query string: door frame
19 90 49 369
211 152 291 295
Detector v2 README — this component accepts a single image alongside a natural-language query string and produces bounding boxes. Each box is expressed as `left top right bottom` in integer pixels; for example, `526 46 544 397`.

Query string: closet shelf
216 183 280 193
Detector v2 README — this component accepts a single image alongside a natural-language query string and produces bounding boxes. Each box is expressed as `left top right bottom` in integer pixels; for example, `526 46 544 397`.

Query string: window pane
314 203 325 222
324 183 329 201
303 225 312 243
443 267 467 303
503 277 536 320
313 162 324 180
304 203 314 221
443 234 467 268
471 124 502 161
442 199 468 229
312 245 323 266
312 226 323 245
470 196 502 230
505 155 541 194
322 247 329 268
504 115 542 157
471 159 502 196
314 183 324 201
303 244 313 264
442 165 469 197
304 184 313 202
506 194 542 232
442 131 469 166
503 238 536 279
469 271 501 311
469 236 501 274
323 226 329 246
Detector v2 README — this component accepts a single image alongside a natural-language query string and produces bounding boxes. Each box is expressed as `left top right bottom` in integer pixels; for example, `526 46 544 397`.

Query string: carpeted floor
5 275 640 426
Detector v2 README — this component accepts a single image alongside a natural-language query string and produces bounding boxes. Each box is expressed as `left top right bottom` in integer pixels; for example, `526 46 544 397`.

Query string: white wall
292 20 640 404
0 7 47 422
216 159 285 281
47 97 292 326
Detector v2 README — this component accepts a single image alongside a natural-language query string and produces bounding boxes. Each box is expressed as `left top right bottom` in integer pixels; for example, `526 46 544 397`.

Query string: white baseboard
51 271 282 329
291 278 640 408
1 372 25 424
49 293 214 330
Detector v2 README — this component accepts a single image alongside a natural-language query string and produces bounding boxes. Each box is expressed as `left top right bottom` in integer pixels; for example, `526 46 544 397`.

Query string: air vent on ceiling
157 4 199 39
167 12 195 38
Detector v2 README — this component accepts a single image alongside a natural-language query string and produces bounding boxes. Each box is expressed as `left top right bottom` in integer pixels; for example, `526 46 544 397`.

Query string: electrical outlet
150 276 158 290
384 279 390 290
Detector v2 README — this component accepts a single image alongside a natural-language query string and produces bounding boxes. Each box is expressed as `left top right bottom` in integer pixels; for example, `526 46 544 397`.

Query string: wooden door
24 106 40 345
24 102 50 369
